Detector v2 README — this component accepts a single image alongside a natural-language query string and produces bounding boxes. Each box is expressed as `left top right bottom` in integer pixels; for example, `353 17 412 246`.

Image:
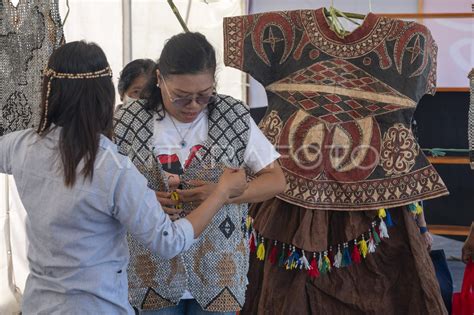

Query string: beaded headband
39 66 113 133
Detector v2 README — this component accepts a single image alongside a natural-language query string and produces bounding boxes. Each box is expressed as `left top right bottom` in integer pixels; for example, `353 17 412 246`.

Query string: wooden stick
427 156 470 165
436 87 469 92
428 225 471 236
417 0 424 25
323 10 473 20
167 0 189 32
379 13 474 19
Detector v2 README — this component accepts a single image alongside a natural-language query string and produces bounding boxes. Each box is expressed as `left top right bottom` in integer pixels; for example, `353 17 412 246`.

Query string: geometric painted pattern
280 165 447 210
273 90 403 124
269 59 411 124
279 59 393 93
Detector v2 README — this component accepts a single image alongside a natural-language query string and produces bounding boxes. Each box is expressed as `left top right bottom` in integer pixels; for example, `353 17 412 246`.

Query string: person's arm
228 118 286 203
228 161 285 204
462 222 474 263
416 211 433 251
112 164 246 259
0 133 15 175
177 161 285 205
176 118 285 205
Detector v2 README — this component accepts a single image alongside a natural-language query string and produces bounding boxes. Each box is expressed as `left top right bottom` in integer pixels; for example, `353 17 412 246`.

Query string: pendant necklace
169 113 203 148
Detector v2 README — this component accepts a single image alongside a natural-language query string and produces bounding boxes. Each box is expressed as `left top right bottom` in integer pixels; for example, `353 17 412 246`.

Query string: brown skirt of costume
242 198 447 315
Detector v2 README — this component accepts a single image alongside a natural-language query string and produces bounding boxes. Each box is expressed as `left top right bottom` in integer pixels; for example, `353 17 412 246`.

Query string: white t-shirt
153 108 280 185
152 109 280 300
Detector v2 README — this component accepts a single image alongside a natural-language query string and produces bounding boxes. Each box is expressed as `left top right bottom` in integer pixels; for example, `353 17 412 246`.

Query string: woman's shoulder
114 99 154 127
2 128 38 144
115 99 150 116
214 94 250 114
1 128 27 143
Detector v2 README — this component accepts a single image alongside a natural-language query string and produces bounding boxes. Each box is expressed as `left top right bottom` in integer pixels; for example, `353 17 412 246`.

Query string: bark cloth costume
223 8 448 314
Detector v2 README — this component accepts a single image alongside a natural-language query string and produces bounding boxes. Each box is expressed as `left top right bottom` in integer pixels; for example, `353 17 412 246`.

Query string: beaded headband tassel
39 66 113 133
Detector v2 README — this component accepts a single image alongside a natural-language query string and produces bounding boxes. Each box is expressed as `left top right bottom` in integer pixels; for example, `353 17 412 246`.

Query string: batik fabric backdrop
1 0 63 135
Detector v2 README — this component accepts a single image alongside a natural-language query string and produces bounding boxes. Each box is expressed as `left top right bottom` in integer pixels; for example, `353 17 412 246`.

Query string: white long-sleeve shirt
0 127 195 314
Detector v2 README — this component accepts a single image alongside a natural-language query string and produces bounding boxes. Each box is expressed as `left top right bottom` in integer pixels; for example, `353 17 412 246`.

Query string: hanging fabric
0 0 64 136
224 8 447 211
224 8 448 314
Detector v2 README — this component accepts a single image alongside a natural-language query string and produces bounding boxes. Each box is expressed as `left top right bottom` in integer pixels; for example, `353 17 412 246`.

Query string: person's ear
156 69 161 85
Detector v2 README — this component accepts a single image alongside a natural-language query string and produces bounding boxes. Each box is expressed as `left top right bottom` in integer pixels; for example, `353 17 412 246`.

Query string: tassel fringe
308 253 320 278
245 206 400 276
352 240 362 264
269 241 278 265
342 243 352 267
256 237 265 260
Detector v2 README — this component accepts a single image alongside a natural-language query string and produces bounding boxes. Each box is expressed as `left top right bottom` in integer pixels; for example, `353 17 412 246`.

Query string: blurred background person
117 58 156 110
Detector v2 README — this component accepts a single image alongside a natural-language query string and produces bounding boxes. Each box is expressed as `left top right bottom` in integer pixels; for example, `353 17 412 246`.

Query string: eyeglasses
160 77 216 107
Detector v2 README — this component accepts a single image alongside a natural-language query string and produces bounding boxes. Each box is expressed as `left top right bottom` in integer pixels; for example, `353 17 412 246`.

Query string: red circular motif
279 110 381 181
309 49 320 60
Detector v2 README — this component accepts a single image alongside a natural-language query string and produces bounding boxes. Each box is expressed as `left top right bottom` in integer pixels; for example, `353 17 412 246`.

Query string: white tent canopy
1 0 471 313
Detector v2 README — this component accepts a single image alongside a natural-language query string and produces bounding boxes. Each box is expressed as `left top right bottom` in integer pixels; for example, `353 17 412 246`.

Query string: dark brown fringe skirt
241 198 447 315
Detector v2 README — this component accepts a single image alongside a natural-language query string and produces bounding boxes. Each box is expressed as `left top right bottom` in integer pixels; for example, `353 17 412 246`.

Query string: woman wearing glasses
114 32 286 315
1 41 248 315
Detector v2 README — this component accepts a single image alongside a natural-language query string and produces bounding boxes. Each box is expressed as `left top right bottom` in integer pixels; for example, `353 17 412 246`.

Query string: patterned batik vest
114 94 251 311
1 0 64 135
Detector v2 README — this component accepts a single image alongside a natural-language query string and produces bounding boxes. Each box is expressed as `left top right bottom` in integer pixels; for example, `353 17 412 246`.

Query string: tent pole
3 175 20 310
122 0 132 66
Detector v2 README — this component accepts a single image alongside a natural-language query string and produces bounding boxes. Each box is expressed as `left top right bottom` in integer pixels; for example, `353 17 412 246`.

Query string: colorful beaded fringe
243 202 423 278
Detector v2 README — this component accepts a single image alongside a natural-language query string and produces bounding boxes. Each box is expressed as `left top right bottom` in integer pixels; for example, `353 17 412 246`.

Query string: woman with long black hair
114 32 286 315
0 41 247 314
